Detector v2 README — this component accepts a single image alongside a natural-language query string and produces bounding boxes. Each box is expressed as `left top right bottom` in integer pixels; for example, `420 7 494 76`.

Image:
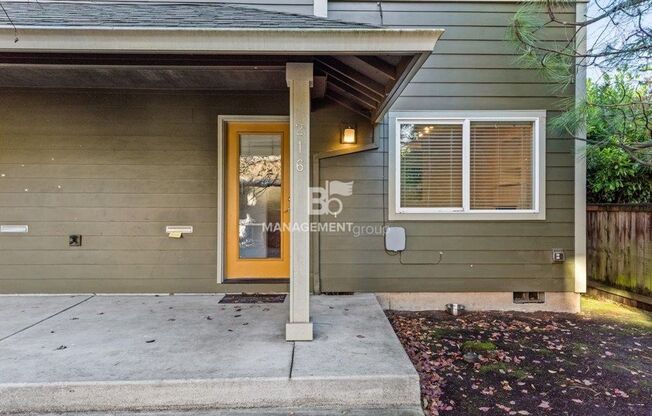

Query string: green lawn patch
477 362 529 379
581 295 652 329
461 340 497 353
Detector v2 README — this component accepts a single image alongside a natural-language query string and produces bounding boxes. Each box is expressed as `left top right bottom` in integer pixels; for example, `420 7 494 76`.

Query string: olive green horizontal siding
0 194 217 208
422 55 549 69
320 235 574 251
392 97 568 110
322 264 568 279
411 69 552 84
329 10 573 27
0 222 217 236
0 165 216 179
0 150 216 165
320 166 573 181
0 250 216 265
0 89 291 293
0 236 217 251
0 179 215 193
322 249 572 264
321 278 575 293
202 0 314 15
0 2 578 295
0 135 214 150
308 194 573 210
0 278 287 294
402 83 572 97
318 1 576 293
0 207 218 222
329 1 570 13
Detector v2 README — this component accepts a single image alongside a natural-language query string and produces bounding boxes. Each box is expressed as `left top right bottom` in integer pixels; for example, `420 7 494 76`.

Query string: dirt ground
387 296 652 416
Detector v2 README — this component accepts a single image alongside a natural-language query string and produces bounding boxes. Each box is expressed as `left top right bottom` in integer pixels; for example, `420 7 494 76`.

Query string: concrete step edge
0 375 422 413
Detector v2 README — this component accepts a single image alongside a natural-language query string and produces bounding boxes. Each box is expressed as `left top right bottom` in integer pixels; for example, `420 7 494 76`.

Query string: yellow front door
225 122 290 280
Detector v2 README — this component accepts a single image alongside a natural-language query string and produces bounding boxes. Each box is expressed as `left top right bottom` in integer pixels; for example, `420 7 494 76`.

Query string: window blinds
470 121 534 210
399 124 463 208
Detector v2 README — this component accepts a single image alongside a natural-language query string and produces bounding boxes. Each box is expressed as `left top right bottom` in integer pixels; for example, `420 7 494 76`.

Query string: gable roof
0 1 378 29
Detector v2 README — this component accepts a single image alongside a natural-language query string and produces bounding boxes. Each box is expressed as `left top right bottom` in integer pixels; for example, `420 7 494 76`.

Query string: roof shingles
0 1 378 29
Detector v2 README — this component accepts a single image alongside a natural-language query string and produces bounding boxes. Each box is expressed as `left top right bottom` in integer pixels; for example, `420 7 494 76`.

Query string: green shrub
587 145 652 203
585 74 652 203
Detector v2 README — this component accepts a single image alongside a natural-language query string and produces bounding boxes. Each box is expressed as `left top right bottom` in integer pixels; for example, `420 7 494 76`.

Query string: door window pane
238 134 282 259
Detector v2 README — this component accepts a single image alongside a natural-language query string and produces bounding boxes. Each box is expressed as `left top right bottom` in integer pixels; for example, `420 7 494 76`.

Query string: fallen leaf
613 389 629 398
538 401 551 409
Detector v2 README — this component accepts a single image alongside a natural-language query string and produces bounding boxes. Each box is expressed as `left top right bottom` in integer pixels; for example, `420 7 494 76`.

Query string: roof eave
372 51 431 123
0 27 444 54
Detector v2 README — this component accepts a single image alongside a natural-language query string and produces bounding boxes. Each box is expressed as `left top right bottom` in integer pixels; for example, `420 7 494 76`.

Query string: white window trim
388 110 546 221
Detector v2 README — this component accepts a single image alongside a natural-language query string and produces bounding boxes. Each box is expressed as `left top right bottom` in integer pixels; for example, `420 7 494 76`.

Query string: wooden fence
587 204 652 296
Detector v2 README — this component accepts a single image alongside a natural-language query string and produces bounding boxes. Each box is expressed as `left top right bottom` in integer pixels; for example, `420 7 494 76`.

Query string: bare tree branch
0 2 18 42
510 0 652 166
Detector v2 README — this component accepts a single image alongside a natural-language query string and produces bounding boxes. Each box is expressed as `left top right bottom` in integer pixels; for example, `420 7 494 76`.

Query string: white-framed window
388 110 546 220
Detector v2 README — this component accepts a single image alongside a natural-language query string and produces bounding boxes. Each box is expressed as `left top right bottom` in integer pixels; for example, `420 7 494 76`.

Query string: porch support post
286 62 314 341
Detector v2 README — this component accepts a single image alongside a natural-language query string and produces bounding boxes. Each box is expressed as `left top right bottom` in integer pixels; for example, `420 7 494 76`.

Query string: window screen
399 123 463 208
470 121 534 210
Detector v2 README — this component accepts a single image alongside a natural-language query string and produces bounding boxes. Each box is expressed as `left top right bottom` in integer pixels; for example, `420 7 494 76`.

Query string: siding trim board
0 27 444 54
314 0 328 16
574 0 587 294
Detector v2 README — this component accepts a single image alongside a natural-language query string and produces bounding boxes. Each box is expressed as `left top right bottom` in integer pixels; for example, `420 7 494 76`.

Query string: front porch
0 1 442 343
0 294 421 413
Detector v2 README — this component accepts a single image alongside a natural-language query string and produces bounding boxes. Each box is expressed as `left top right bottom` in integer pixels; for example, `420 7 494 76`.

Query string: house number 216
295 133 305 172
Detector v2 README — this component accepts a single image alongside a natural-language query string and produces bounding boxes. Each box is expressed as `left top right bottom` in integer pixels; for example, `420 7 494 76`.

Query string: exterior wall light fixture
340 123 357 144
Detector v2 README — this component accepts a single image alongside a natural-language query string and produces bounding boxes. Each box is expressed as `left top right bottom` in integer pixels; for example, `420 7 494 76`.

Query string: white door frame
216 115 290 284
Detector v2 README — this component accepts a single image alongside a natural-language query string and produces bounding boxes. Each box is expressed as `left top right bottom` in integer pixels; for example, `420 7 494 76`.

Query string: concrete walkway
0 294 421 414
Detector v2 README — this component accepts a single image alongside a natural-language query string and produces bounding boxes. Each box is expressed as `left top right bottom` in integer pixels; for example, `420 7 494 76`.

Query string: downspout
314 0 327 17
574 1 588 294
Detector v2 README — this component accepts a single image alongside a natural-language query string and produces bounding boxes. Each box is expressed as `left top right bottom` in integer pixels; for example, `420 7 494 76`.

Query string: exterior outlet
552 248 566 263
69 235 82 247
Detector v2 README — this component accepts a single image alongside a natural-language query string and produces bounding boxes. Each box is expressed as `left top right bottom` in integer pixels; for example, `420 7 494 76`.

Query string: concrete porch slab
0 294 421 414
0 295 91 341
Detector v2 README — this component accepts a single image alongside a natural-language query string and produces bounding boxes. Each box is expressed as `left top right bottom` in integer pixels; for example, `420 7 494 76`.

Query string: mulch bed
387 309 651 416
